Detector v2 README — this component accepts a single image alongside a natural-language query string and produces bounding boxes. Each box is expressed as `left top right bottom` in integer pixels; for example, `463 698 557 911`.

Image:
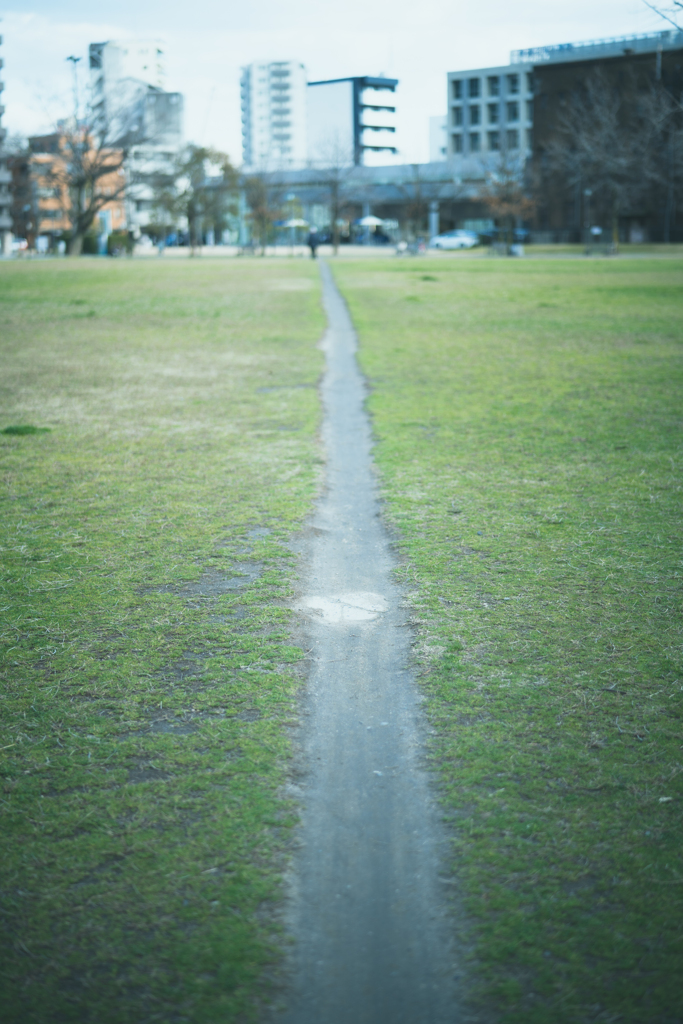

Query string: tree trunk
67 232 84 256
69 185 87 256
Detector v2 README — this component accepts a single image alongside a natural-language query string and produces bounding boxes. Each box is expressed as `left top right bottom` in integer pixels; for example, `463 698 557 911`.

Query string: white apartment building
89 39 165 94
89 40 184 234
240 61 307 170
307 76 398 166
89 40 182 149
447 63 533 161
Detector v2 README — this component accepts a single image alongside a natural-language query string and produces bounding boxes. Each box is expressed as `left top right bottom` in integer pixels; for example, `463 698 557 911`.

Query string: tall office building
447 63 533 161
0 31 12 254
240 61 307 169
446 30 683 164
307 76 398 166
89 41 182 149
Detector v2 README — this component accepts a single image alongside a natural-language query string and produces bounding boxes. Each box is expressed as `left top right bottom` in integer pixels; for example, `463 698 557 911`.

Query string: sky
0 0 670 165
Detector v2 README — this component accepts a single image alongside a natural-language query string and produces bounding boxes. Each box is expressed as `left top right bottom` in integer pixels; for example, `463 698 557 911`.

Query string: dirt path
275 263 460 1023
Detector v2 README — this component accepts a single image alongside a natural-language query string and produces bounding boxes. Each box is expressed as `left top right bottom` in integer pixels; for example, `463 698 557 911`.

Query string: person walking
308 227 319 259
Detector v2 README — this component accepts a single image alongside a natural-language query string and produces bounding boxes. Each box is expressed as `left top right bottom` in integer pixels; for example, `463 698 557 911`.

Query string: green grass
0 258 324 1023
332 258 683 1023
1 425 52 436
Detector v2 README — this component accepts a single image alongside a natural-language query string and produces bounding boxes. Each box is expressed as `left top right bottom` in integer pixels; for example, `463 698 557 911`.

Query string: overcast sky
0 0 668 164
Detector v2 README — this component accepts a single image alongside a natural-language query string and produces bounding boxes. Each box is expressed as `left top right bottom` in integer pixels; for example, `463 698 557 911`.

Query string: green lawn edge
331 256 683 1024
0 258 325 1022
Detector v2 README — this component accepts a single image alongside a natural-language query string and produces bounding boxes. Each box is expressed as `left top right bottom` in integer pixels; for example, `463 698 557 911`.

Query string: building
89 40 184 234
445 30 683 167
446 62 534 162
239 160 494 244
307 76 398 166
12 131 127 251
0 32 11 255
511 27 683 66
240 61 307 170
530 32 683 242
90 39 165 91
429 116 447 162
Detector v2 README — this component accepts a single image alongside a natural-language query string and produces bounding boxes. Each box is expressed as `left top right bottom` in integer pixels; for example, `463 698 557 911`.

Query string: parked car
429 229 479 250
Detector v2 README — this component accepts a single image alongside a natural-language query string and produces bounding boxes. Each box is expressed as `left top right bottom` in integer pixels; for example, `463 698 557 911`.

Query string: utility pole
66 55 82 123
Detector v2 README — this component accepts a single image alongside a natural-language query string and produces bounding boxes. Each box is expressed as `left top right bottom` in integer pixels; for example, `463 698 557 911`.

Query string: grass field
0 258 324 1022
332 257 683 1024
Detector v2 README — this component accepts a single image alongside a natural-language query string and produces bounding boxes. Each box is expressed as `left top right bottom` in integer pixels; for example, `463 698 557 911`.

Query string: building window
526 72 534 93
468 77 480 98
469 105 480 125
507 101 519 122
526 99 533 120
452 107 463 126
452 79 462 100
506 129 519 149
469 132 481 151
452 134 463 153
487 131 500 150
487 103 499 124
507 73 520 94
526 128 533 148
487 76 500 97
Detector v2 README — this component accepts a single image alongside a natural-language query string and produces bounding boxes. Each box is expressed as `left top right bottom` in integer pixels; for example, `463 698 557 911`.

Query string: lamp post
583 188 592 253
286 193 297 255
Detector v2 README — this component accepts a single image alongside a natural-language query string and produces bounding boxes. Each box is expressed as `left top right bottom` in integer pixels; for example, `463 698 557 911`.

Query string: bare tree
477 151 535 251
5 135 35 245
638 81 683 241
312 137 355 254
642 0 682 29
543 69 657 248
40 122 132 255
242 173 284 255
395 164 449 240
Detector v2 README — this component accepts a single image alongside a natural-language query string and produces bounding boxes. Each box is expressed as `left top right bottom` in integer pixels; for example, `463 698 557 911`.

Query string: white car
429 229 479 250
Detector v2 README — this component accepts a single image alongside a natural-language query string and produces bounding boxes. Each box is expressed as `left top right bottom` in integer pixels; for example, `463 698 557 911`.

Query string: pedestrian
308 227 318 259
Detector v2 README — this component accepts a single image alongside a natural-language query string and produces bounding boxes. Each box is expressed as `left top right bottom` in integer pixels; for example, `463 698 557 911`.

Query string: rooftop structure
512 28 683 65
307 76 398 166
240 61 307 170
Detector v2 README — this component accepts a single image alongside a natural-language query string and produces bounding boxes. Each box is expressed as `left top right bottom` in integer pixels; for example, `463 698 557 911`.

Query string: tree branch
642 0 682 30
